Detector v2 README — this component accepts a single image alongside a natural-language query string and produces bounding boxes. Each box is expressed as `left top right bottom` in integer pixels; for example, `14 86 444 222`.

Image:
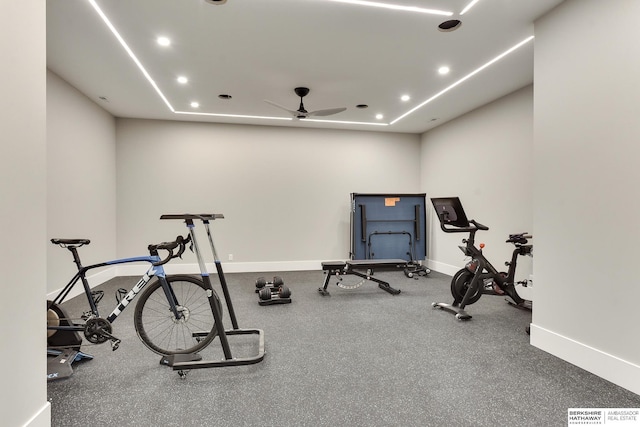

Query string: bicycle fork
99 264 179 351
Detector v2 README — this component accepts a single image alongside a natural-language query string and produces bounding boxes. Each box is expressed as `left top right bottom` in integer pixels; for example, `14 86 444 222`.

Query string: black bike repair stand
159 214 265 378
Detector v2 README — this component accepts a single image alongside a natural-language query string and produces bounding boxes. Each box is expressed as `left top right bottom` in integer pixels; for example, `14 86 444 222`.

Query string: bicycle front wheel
134 275 221 355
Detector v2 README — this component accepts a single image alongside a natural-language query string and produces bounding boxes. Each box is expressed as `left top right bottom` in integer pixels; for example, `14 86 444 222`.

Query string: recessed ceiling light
438 19 462 32
438 66 450 75
375 114 384 120
190 102 200 108
157 36 171 47
177 76 188 84
401 95 410 102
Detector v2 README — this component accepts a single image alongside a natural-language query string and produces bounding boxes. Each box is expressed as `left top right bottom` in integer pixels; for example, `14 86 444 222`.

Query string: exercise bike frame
452 225 532 313
431 207 532 320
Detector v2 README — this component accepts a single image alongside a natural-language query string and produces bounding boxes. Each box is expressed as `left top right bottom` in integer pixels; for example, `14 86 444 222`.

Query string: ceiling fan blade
307 107 347 117
264 99 298 115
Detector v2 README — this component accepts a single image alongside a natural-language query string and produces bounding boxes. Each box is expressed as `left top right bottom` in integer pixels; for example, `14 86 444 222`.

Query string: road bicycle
47 235 220 356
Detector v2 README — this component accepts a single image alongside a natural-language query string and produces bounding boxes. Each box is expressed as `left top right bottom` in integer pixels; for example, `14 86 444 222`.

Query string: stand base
258 297 292 306
161 328 265 372
506 299 532 310
431 302 472 320
159 352 203 366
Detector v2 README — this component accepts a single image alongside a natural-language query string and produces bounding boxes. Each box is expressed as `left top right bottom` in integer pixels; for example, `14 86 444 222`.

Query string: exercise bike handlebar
506 233 532 244
439 218 489 234
148 234 191 266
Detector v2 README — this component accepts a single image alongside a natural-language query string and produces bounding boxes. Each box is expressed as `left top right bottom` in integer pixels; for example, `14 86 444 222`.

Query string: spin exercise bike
431 197 533 320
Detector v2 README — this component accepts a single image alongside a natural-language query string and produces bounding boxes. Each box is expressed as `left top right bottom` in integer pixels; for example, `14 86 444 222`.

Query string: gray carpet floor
47 269 640 426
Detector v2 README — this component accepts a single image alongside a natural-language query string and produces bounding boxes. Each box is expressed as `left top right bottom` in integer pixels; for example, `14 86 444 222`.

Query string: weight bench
319 259 407 296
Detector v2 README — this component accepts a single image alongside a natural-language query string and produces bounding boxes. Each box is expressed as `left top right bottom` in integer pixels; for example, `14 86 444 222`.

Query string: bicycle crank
84 317 122 351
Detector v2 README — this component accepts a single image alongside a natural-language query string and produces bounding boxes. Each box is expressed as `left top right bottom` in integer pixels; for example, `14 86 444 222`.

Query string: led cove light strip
175 111 292 121
390 35 535 125
328 0 452 16
88 0 174 112
90 0 349 125
460 0 481 15
304 118 388 126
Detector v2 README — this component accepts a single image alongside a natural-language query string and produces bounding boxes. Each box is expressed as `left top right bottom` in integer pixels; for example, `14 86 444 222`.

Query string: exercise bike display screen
431 197 470 228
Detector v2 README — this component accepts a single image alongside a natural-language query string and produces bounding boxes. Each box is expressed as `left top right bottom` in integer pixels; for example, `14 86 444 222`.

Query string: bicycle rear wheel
134 275 221 355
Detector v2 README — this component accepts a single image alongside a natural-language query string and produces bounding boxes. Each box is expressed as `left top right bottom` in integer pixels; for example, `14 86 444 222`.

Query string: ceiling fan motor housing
294 87 310 98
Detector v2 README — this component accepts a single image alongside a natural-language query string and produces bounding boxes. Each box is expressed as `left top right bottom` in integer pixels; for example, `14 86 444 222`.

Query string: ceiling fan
264 87 347 119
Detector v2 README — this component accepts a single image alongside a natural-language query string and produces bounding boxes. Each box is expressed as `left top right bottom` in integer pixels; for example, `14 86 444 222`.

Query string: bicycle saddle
50 238 91 247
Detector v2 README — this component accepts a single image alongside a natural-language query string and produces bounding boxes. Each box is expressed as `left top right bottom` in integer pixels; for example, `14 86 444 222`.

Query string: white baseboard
116 260 325 277
47 261 325 299
530 324 640 396
24 401 51 427
47 267 117 301
425 259 459 276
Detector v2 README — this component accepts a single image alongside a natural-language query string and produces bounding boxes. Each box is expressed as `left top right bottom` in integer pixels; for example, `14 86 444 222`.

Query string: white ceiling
46 0 564 134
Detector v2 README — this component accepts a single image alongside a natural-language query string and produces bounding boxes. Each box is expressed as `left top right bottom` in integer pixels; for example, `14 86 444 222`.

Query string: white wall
46 70 117 296
116 119 421 273
0 1 49 426
531 0 640 395
420 86 534 299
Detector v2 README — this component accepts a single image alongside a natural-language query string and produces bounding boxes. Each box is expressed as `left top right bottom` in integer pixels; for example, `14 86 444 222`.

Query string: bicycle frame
49 251 182 333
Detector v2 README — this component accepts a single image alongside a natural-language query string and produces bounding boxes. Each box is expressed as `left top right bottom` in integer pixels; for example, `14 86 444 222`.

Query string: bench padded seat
321 261 347 270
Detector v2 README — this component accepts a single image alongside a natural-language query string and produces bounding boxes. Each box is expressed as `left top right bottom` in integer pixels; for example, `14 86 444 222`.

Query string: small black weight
279 285 291 299
255 276 292 305
255 277 267 290
258 287 272 301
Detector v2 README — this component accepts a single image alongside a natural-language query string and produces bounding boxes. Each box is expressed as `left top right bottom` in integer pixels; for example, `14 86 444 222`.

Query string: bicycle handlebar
148 234 191 266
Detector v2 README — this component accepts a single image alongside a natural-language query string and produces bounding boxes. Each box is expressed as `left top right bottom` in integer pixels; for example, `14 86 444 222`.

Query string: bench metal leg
318 269 338 296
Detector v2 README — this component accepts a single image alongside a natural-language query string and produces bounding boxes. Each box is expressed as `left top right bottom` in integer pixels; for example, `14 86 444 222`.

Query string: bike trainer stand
47 301 94 381
47 348 94 381
159 214 265 377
